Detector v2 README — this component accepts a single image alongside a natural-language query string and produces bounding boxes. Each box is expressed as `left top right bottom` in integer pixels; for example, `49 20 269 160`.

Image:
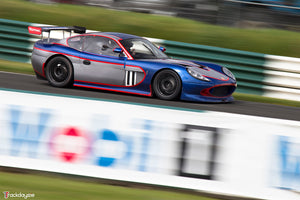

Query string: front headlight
222 67 236 81
187 68 210 82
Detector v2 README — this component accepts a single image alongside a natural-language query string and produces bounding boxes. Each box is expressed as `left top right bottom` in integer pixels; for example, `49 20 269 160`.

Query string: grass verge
0 60 33 74
0 171 219 200
233 93 300 107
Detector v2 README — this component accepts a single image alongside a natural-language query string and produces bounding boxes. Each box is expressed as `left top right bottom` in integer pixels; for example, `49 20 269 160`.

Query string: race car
28 26 236 102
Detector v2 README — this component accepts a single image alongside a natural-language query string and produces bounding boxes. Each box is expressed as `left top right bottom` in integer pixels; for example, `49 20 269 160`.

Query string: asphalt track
1 71 300 121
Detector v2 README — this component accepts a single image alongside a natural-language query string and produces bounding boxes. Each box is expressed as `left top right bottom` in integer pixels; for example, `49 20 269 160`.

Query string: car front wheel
153 69 182 100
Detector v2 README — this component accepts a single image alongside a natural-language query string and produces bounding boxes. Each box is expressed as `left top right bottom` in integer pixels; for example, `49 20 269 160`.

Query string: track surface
1 71 300 121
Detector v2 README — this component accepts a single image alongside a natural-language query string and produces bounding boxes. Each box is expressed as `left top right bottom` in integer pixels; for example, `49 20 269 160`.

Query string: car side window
83 35 120 57
68 36 83 51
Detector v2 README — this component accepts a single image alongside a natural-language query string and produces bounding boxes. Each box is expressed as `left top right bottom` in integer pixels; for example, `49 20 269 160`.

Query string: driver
122 41 135 55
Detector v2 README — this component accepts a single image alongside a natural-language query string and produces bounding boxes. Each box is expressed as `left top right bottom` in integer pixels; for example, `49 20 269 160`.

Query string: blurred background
30 0 300 31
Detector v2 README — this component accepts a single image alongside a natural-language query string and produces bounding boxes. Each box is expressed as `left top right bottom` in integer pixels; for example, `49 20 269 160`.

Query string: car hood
144 58 202 67
143 58 230 81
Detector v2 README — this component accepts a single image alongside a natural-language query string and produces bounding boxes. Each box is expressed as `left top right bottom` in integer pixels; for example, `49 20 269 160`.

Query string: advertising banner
0 90 220 179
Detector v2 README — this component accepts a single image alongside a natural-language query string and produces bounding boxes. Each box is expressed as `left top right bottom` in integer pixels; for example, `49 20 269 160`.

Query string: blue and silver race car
29 26 236 102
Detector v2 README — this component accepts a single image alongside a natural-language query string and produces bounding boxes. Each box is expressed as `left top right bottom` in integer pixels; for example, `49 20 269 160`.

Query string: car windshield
120 38 168 59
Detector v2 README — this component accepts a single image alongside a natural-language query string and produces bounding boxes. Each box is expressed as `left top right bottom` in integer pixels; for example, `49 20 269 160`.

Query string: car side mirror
113 48 123 53
159 46 166 52
113 47 126 58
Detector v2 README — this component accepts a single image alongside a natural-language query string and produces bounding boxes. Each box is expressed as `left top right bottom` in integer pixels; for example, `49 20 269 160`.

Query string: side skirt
73 81 152 97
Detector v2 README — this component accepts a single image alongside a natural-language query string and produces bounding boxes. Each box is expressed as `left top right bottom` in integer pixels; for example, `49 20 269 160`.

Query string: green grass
233 93 300 107
2 0 300 57
0 171 219 200
0 60 33 74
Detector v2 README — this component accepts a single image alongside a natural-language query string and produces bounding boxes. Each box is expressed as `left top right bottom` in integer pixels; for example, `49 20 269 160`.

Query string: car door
76 35 126 86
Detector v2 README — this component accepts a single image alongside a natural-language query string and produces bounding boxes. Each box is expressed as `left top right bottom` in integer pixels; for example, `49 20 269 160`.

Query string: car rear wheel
153 69 182 100
46 56 73 87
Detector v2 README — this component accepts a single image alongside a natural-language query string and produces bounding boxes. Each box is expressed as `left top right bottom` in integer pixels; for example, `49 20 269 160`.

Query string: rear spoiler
28 26 86 41
28 26 86 35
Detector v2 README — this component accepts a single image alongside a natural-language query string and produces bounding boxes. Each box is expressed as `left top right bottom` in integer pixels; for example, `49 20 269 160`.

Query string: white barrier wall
0 89 300 200
264 55 300 101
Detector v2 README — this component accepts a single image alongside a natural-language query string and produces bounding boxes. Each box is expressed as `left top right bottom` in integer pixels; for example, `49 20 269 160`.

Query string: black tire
153 69 182 100
45 56 73 87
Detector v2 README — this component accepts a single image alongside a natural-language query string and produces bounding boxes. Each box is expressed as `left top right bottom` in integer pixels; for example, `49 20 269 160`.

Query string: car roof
85 32 141 40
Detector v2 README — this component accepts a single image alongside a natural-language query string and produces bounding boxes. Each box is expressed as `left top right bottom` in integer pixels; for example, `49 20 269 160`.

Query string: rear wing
28 26 86 41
